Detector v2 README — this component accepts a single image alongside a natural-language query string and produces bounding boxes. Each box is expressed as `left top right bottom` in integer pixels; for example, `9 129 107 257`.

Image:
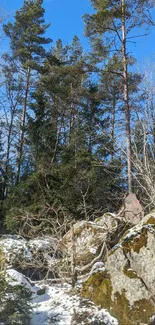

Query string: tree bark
16 67 31 185
4 110 15 196
122 0 132 193
111 87 116 160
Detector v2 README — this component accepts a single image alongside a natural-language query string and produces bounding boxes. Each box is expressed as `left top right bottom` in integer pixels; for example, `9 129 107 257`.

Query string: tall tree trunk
122 0 132 193
111 88 116 160
153 119 155 158
16 67 31 185
51 94 58 151
4 110 15 197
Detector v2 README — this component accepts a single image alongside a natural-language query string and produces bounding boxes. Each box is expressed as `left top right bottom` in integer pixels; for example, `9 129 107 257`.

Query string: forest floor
30 280 118 325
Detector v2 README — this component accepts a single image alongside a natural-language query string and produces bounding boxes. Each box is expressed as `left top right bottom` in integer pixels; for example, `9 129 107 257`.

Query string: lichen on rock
81 212 155 325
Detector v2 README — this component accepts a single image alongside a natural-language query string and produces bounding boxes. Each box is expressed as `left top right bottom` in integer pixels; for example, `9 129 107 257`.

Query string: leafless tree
132 61 155 210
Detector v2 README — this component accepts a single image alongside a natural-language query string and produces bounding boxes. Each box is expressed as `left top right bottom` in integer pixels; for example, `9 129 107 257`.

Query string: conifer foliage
3 0 51 186
0 1 155 236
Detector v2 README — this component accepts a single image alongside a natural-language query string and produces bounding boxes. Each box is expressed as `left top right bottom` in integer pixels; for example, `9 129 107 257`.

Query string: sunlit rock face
59 213 120 266
123 193 144 225
81 211 155 325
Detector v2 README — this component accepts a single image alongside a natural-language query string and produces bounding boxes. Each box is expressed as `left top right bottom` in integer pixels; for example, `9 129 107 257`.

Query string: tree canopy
0 0 155 237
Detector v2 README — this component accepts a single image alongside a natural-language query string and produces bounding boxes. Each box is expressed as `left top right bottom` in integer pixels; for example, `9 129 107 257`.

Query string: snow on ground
0 235 118 324
5 269 32 291
31 282 118 325
0 235 32 262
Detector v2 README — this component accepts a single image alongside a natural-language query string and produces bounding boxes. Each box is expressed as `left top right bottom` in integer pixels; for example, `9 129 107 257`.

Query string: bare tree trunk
16 68 31 185
111 89 116 160
4 110 15 196
51 94 58 153
122 0 132 193
153 119 155 158
71 226 77 288
3 79 19 196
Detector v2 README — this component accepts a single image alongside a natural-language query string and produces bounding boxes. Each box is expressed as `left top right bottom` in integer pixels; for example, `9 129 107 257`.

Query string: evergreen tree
3 0 51 184
84 0 154 192
3 0 155 237
0 272 31 325
4 37 123 236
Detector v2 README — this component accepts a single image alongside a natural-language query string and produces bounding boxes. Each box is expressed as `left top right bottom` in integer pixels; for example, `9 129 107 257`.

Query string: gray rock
123 193 144 224
59 215 119 267
81 211 155 325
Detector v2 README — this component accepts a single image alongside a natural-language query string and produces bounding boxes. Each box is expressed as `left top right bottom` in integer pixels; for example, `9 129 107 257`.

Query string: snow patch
89 247 97 255
5 269 32 291
90 261 105 274
0 236 32 262
30 282 118 325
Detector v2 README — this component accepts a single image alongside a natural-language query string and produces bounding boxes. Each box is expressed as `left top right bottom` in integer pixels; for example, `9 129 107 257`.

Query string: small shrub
0 271 32 325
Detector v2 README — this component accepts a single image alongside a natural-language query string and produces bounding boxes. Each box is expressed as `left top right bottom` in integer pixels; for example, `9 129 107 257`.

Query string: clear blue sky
2 0 155 67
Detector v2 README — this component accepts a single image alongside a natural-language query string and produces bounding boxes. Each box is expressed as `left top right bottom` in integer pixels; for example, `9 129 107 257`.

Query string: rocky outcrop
2 206 155 324
119 193 144 225
59 213 122 267
81 211 155 325
0 211 131 279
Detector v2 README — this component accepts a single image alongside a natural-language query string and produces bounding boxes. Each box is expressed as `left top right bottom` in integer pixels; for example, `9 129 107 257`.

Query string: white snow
90 261 105 274
89 247 97 255
0 235 59 269
120 223 152 243
0 236 118 325
0 236 32 262
0 234 118 325
28 237 57 253
31 282 118 325
5 269 32 291
3 265 118 325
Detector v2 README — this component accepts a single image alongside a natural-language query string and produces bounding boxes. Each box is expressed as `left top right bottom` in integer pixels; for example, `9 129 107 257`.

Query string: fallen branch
75 241 106 273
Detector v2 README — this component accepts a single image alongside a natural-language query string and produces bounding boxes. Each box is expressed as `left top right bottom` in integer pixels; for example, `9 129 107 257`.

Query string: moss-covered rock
142 210 155 226
81 214 155 325
81 270 113 309
122 227 148 253
82 270 155 325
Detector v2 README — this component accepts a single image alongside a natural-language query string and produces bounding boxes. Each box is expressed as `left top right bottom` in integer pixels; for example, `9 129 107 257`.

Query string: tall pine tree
3 0 51 184
84 0 154 192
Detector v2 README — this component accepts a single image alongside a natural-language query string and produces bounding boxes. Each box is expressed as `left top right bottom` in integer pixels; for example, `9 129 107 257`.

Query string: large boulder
81 211 155 325
120 193 144 225
59 214 120 267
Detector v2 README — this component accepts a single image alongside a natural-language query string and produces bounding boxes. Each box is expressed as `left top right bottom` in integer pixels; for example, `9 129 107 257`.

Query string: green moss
81 221 155 324
123 266 138 279
122 227 148 253
144 216 155 225
102 213 113 218
113 291 155 325
81 270 112 309
94 217 101 223
81 271 155 325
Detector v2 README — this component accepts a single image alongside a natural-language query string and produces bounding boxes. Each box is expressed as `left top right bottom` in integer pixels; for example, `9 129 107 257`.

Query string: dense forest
0 0 155 238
